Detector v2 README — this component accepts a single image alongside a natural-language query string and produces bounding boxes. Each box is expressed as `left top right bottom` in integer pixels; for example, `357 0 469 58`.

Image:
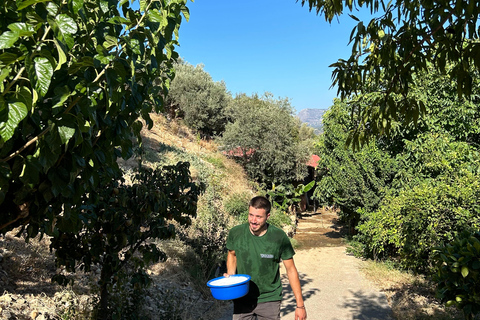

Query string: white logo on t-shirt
260 254 274 259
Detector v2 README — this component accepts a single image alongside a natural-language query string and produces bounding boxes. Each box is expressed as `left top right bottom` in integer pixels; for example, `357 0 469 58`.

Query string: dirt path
279 209 394 320
216 209 394 320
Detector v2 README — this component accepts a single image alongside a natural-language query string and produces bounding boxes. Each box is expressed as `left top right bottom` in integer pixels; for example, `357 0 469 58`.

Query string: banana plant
267 180 315 214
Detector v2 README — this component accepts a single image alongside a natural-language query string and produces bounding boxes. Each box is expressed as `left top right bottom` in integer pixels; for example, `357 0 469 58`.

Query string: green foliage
434 231 480 320
268 208 293 230
175 165 234 288
166 60 231 137
224 192 251 219
219 92 309 186
317 66 480 275
50 163 202 318
300 0 480 147
267 181 315 213
0 0 192 315
356 169 480 272
0 0 189 234
314 99 397 222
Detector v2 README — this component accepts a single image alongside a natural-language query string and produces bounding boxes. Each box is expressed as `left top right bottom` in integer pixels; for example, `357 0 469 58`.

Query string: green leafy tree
165 59 231 137
219 92 309 186
339 67 480 271
51 163 202 317
0 0 189 234
356 136 480 272
299 0 480 146
314 98 397 223
0 0 195 316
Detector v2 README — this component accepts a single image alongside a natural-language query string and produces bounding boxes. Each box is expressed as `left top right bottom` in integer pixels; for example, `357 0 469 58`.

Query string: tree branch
1 127 50 162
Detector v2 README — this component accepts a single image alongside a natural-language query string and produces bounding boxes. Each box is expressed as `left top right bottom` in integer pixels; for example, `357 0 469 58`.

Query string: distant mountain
297 108 327 133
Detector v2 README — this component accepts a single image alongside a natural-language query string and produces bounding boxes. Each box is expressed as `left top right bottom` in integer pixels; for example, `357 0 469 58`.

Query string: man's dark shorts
233 300 281 320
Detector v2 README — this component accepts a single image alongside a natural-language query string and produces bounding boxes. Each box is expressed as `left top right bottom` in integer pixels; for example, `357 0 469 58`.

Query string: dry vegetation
361 260 468 320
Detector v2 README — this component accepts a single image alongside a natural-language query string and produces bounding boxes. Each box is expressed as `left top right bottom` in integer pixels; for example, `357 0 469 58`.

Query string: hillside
0 114 256 320
297 108 327 133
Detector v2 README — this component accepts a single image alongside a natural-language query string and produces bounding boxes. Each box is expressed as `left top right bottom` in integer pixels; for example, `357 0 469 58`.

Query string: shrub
433 230 480 320
355 173 480 272
224 192 250 220
268 208 293 230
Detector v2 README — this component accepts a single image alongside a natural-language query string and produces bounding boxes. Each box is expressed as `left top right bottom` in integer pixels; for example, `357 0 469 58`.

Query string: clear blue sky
175 0 372 113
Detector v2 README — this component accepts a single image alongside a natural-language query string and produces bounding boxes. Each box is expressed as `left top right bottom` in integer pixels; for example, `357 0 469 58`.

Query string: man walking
224 196 307 320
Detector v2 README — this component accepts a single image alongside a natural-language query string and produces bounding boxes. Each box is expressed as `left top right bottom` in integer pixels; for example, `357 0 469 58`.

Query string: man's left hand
295 307 307 320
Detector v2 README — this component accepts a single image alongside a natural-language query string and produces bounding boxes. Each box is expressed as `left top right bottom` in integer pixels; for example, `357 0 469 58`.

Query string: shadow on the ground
280 272 319 316
341 289 395 320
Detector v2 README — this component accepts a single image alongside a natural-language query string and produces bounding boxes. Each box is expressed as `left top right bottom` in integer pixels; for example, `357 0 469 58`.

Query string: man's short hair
249 196 271 214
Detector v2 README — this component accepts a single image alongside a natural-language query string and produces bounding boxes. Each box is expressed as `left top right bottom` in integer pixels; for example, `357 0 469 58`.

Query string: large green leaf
34 57 53 97
148 9 163 23
0 52 21 67
8 23 35 37
0 31 19 50
54 14 77 48
15 87 33 113
0 101 28 142
56 14 77 34
58 125 76 144
16 0 50 10
68 0 83 14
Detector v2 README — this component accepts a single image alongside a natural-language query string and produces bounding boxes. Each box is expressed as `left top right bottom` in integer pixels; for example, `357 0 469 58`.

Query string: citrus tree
0 0 195 316
300 0 480 147
0 0 188 238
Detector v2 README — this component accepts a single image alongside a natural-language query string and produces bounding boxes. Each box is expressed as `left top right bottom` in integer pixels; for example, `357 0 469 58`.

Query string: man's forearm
226 250 237 275
287 268 305 307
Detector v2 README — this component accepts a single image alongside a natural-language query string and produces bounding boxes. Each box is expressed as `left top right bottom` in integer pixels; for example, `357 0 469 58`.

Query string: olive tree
165 60 231 137
219 93 309 186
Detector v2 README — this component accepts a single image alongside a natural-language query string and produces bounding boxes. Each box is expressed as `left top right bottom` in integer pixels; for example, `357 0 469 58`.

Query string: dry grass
0 230 96 319
360 260 466 320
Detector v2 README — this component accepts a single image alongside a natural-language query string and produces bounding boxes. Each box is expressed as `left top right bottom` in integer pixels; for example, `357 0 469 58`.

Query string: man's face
248 206 270 235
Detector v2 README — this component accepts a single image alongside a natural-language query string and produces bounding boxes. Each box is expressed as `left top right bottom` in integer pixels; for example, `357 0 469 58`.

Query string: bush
355 173 480 272
224 193 250 220
268 208 293 230
433 230 480 320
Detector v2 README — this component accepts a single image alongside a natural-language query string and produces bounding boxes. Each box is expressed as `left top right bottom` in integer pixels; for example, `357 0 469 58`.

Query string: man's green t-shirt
226 223 295 303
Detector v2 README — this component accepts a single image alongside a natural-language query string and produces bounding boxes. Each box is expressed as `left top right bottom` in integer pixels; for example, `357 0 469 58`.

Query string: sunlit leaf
68 0 83 14
461 266 469 278
8 23 34 36
56 14 77 34
0 31 19 50
16 0 50 10
58 125 76 144
0 101 28 142
34 57 53 97
53 39 67 71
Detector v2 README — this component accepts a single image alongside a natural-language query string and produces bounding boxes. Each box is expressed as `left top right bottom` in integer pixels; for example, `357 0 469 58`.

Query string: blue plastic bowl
207 274 251 300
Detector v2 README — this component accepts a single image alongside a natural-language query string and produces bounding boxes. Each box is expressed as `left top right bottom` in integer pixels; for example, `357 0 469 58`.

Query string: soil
0 230 228 320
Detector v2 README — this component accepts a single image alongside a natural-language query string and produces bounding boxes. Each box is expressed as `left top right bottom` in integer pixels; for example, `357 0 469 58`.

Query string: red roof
306 154 320 168
223 147 256 157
